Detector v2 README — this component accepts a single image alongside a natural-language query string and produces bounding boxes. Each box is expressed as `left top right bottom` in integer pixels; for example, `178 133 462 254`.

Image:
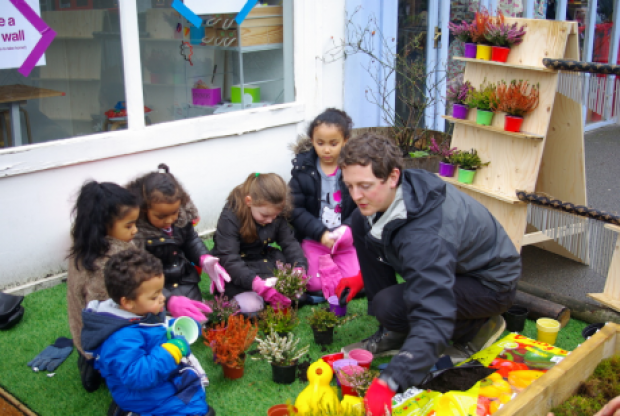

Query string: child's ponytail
126 163 189 212
69 181 138 271
227 173 291 243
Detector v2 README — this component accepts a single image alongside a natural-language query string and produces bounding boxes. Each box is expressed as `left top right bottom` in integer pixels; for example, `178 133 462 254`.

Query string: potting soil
418 362 495 393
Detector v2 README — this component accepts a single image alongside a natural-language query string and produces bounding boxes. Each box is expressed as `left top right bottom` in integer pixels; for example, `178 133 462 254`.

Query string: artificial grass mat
0 246 591 416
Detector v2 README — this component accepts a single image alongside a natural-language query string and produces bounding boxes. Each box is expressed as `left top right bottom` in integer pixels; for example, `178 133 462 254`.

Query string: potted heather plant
338 367 380 398
258 304 300 337
254 332 310 384
448 20 476 58
307 308 358 345
451 149 490 184
491 80 540 132
202 294 239 361
206 314 258 379
429 137 458 178
274 261 309 309
470 8 493 60
466 80 498 126
447 80 474 120
485 13 527 63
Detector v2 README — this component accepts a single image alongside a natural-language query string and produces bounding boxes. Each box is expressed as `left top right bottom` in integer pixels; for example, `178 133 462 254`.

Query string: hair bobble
255 173 260 177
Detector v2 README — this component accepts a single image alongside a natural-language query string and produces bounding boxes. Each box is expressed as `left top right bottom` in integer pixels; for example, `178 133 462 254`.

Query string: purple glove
329 225 353 254
200 254 231 294
252 277 291 308
168 296 212 323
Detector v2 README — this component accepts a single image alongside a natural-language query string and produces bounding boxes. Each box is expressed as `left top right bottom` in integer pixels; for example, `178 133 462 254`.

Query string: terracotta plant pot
271 362 298 384
491 46 510 62
452 103 469 120
464 42 477 58
438 161 456 177
476 109 494 126
312 326 334 345
268 404 294 416
457 168 476 184
504 115 524 132
476 44 492 60
222 362 245 380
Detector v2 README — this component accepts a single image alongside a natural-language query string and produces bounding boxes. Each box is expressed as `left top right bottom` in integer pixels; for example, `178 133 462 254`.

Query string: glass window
136 0 294 125
0 1 126 148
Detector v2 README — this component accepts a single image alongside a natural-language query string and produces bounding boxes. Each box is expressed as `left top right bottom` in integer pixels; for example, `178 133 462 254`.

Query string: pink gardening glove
252 277 291 308
200 254 231 294
329 225 353 255
318 255 342 299
167 296 212 323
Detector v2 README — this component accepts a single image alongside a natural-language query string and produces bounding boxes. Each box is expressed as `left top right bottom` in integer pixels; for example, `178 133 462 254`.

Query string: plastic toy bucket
321 352 344 370
328 296 347 317
536 318 561 345
348 349 373 369
172 316 200 344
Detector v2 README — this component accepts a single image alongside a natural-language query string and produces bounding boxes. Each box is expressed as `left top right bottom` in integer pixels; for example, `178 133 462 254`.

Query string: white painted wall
0 0 346 290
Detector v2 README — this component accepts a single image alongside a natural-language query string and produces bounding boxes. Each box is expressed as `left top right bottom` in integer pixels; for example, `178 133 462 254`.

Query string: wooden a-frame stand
443 18 587 258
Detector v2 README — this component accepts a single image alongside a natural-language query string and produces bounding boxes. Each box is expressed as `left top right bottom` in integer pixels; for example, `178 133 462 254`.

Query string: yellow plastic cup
536 318 561 345
476 44 492 61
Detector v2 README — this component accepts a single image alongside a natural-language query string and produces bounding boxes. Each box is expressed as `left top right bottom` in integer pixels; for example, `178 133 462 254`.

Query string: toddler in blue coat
81 248 213 416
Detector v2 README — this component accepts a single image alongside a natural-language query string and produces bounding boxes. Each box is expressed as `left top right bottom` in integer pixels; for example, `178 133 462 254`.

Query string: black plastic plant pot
312 327 334 345
271 362 298 384
582 323 605 340
503 305 529 332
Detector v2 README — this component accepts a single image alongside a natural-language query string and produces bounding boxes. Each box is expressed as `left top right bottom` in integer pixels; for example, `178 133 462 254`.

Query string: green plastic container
476 109 494 126
231 85 260 104
457 168 476 184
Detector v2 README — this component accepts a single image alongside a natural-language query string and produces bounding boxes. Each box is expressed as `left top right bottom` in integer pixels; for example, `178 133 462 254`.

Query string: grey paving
520 124 620 304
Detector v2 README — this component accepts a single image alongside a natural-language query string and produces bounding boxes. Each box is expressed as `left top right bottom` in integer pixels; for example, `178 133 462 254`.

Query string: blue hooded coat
81 300 208 416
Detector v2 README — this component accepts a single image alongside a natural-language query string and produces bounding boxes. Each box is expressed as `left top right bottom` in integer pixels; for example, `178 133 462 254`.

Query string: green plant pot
457 168 476 184
476 109 494 126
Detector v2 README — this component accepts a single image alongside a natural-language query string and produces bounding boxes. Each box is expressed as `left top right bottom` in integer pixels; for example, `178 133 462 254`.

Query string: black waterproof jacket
133 204 208 301
369 170 521 389
289 137 355 242
212 206 308 298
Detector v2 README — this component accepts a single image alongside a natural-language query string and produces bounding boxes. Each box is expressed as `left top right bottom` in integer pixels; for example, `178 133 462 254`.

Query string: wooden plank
238 25 283 47
497 323 619 416
443 116 544 140
522 231 553 245
453 57 556 73
587 293 620 313
605 224 620 233
0 85 63 103
501 18 573 67
438 175 522 204
42 10 104 38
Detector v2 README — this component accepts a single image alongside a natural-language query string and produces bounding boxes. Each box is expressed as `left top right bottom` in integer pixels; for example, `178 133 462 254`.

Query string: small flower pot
321 352 344 371
271 362 298 384
504 115 524 132
337 364 365 397
491 46 510 62
312 326 334 345
502 305 529 332
267 404 294 416
476 109 494 126
464 42 477 58
328 296 347 317
333 358 357 387
222 362 245 379
348 349 373 369
438 161 456 177
582 323 605 340
452 103 469 120
457 168 476 184
476 44 492 60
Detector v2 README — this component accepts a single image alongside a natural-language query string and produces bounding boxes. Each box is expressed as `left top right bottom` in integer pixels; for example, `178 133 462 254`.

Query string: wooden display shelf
453 57 556 73
437 175 523 204
442 116 544 140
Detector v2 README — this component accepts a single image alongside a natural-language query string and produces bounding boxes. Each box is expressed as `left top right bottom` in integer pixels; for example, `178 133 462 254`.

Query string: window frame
0 0 303 177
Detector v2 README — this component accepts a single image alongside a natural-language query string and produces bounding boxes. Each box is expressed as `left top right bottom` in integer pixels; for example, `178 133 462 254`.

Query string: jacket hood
290 135 315 155
136 200 199 240
370 169 446 240
81 299 166 353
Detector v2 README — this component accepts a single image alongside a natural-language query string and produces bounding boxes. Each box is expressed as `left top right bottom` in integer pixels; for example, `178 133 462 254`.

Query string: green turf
0 241 591 415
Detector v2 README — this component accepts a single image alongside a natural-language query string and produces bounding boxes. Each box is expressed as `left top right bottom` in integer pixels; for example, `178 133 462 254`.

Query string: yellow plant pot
476 44 492 61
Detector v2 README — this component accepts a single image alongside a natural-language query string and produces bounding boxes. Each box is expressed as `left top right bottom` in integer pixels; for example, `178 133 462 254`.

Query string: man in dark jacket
335 133 521 414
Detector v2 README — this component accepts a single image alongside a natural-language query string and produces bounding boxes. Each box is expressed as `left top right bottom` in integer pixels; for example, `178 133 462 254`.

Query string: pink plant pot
348 349 373 369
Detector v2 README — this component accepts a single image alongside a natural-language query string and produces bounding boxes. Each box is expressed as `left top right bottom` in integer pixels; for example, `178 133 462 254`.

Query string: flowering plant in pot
207 314 258 379
446 80 474 120
258 304 300 337
490 80 539 132
448 20 476 58
429 137 458 178
470 8 493 60
484 13 527 63
202 294 239 361
253 332 310 384
274 261 310 306
451 149 490 185
338 367 380 398
307 308 358 345
465 80 498 126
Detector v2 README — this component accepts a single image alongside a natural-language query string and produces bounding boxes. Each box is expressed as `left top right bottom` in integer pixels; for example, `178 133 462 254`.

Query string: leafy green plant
491 80 540 117
465 80 498 111
258 305 299 335
253 332 310 366
451 149 490 171
274 261 309 300
409 150 430 158
307 308 359 332
205 294 239 327
338 367 380 398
